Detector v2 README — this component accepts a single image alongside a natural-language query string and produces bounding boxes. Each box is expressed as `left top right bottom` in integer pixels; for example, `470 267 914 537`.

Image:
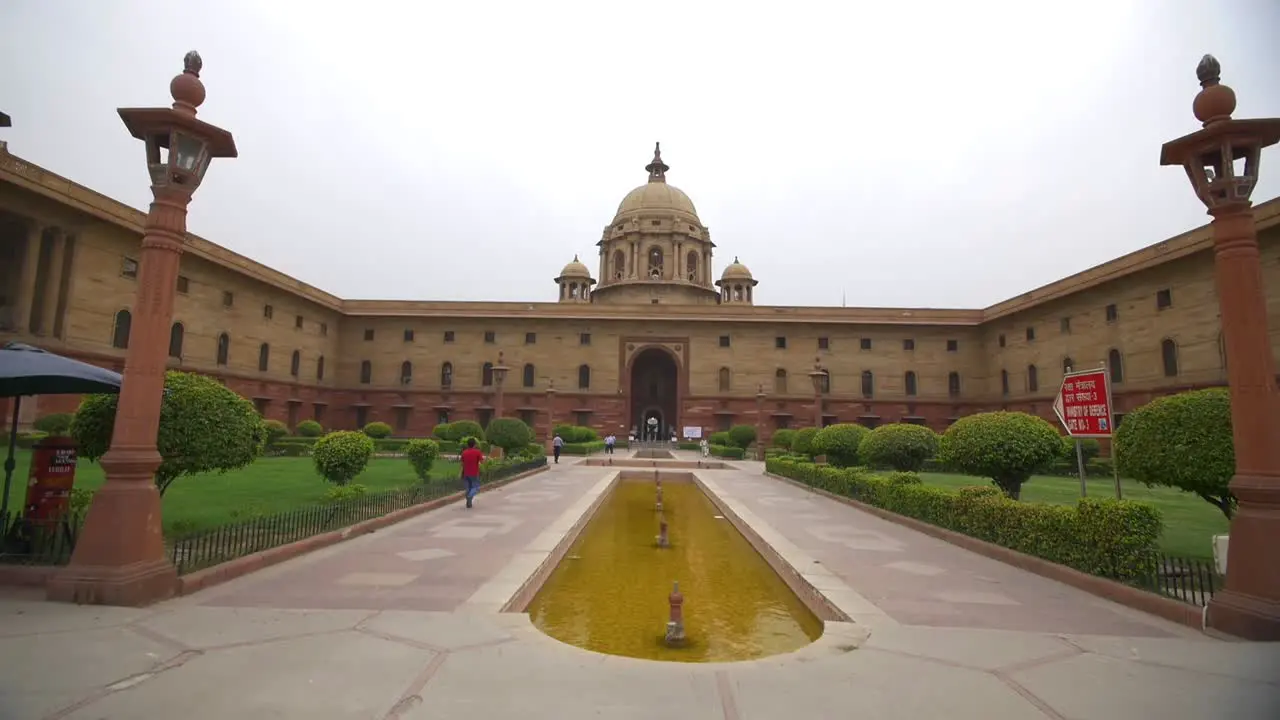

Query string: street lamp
1161 54 1280 640
491 351 510 419
545 380 557 455
755 383 767 460
806 356 826 429
47 52 236 606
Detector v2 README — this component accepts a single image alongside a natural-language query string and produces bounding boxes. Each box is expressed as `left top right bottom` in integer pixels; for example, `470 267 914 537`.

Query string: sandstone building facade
2 143 1278 444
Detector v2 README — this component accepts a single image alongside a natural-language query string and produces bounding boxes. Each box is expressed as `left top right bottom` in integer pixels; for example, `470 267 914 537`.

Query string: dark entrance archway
628 347 679 440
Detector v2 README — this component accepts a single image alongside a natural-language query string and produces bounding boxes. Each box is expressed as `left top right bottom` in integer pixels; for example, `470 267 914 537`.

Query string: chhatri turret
555 254 595 303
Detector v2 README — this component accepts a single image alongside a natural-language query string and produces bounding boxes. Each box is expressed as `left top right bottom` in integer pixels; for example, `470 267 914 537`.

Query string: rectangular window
525 332 537 344
263 304 274 319
175 275 189 294
444 331 455 343
903 339 915 351
946 339 958 352
437 409 450 425
484 331 496 344
363 328 374 341
719 335 731 348
579 332 591 345
1060 317 1071 333
998 334 1006 348
404 328 415 342
295 315 304 329
1156 288 1172 310
320 322 328 336
775 336 787 349
1025 327 1035 342
394 407 410 433
222 291 234 308
860 338 872 350
575 411 591 427
520 409 537 428
817 337 829 350
1105 304 1118 322
121 257 139 279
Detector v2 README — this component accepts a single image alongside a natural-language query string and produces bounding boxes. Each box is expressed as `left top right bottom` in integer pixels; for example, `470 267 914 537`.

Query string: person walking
605 433 615 454
552 433 564 464
460 438 485 509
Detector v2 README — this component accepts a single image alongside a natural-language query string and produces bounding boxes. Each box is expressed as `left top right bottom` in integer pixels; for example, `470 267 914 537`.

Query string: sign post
1052 365 1119 499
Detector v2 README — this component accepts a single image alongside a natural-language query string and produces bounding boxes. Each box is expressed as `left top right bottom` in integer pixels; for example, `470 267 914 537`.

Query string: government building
1 142 1277 443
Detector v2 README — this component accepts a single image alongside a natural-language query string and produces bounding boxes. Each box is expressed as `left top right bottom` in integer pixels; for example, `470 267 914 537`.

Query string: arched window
360 360 372 384
774 368 787 394
1027 364 1039 392
400 360 413 385
316 355 325 381
216 332 230 366
1108 349 1123 383
168 322 184 359
578 364 591 390
1001 369 1010 396
1062 356 1073 374
523 363 535 388
686 251 699 281
904 371 917 396
1161 338 1179 377
948 371 961 397
290 350 301 377
111 309 131 349
718 367 731 392
440 362 453 388
482 362 494 386
258 343 270 372
612 249 626 280
647 246 664 279
860 370 874 398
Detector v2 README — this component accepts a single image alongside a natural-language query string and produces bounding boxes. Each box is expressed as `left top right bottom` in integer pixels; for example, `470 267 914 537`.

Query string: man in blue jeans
460 438 485 509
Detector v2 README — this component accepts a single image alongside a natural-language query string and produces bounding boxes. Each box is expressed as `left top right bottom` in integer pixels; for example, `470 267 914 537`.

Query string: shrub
553 424 596 443
771 428 796 449
710 444 746 459
325 483 369 503
70 487 95 515
1059 436 1101 463
295 419 324 438
312 430 375 486
708 431 731 447
766 456 1161 582
404 438 441 481
448 420 485 442
790 427 819 456
886 471 923 486
15 430 47 449
812 423 870 467
362 421 393 439
486 417 534 455
859 423 940 472
561 440 606 455
263 419 289 447
431 422 453 440
72 371 266 496
33 413 74 436
1114 387 1235 519
274 440 312 457
937 412 1062 499
727 424 757 450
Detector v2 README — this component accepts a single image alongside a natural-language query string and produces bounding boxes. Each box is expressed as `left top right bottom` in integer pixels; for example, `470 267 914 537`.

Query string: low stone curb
176 465 549 596
762 471 1207 633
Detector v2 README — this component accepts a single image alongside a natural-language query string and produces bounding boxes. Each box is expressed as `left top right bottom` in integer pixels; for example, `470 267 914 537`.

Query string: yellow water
526 479 824 662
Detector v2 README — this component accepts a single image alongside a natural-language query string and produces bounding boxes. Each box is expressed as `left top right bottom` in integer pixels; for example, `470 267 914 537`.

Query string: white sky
3 0 1279 308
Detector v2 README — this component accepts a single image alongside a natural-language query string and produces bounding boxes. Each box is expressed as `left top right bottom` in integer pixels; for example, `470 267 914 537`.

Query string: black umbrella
0 342 123 522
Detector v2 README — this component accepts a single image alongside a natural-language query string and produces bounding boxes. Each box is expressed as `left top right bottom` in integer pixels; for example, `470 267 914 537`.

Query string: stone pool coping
466 468 880 665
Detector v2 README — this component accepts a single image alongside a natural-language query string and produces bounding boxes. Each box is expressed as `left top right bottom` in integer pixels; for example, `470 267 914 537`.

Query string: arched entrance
628 347 679 440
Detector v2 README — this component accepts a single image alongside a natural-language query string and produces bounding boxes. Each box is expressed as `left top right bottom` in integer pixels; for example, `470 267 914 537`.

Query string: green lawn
919 472 1229 560
2 449 460 536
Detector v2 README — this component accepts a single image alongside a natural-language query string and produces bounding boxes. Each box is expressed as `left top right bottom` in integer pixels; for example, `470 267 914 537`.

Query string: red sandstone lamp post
755 383 767 460
544 379 556 455
491 351 510 419
1161 54 1280 640
47 52 236 606
806 357 826 429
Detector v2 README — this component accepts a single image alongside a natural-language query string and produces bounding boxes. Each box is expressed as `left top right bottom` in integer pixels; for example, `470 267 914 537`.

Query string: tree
312 430 375 486
1114 387 1236 519
405 438 441 482
486 418 533 455
263 419 289 447
858 423 939 472
812 423 870 467
33 413 74 436
727 424 757 450
71 371 266 496
937 411 1061 499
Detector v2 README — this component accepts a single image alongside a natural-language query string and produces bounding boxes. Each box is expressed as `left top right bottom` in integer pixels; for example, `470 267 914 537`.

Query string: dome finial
1192 53 1236 126
645 141 669 183
1196 54 1221 87
169 50 207 116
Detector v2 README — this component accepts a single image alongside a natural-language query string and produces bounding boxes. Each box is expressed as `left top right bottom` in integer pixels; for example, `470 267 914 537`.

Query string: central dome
612 142 699 222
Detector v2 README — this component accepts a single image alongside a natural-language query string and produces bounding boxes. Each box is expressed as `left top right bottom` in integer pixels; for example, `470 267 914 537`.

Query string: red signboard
1053 368 1114 438
24 436 78 522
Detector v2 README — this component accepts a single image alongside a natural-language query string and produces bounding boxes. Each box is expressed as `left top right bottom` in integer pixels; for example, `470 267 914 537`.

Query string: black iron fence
1137 554 1221 606
0 512 82 566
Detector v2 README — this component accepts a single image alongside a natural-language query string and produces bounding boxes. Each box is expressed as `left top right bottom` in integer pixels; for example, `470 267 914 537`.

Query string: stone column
755 384 767 460
38 228 66 337
545 381 557 454
12 222 43 334
492 351 509 419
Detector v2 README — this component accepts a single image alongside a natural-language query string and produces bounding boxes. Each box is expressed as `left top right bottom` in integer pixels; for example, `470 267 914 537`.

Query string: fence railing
1137 554 1221 607
0 511 83 566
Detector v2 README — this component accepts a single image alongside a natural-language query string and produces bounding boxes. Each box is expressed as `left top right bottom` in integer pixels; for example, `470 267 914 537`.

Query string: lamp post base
46 558 177 607
1207 589 1280 641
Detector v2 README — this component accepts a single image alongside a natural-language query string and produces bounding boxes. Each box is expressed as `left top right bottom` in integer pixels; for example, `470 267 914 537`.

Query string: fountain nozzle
656 513 669 548
665 581 686 646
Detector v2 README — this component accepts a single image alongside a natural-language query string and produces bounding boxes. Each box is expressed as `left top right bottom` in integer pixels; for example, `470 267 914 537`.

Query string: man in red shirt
460 438 486 509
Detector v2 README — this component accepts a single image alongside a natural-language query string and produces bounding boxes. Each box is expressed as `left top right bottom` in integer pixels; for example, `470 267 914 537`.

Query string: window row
721 335 961 352
358 361 594 390
110 311 326 380
998 340 1190 395
715 367 966 398
361 328 595 346
996 288 1176 348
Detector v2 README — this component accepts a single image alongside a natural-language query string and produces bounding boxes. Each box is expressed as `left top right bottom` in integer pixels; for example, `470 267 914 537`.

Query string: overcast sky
3 1 1279 309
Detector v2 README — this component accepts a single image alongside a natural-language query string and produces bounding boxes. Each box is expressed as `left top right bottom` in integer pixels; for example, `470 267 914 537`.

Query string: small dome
559 254 592 278
719 257 754 282
614 182 698 220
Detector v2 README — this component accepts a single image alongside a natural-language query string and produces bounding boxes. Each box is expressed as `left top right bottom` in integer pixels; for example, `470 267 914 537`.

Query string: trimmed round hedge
771 428 797 449
312 430 375 486
812 423 870 467
858 423 939 472
486 417 534 454
295 419 324 437
362 421 393 439
790 427 819 456
937 411 1061 499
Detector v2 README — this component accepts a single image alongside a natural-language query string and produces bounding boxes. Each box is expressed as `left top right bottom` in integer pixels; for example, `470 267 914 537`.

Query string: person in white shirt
699 438 709 458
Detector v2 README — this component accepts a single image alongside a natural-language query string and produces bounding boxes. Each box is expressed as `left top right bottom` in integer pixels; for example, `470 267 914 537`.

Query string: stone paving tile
192 464 611 612
721 465 1193 637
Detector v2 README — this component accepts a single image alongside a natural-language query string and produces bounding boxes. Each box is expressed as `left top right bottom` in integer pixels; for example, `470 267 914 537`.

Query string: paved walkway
0 455 1276 719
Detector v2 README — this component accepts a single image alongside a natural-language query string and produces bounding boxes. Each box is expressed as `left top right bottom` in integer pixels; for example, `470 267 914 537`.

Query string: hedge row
916 456 1115 477
272 435 493 457
709 444 746 459
765 457 1161 582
